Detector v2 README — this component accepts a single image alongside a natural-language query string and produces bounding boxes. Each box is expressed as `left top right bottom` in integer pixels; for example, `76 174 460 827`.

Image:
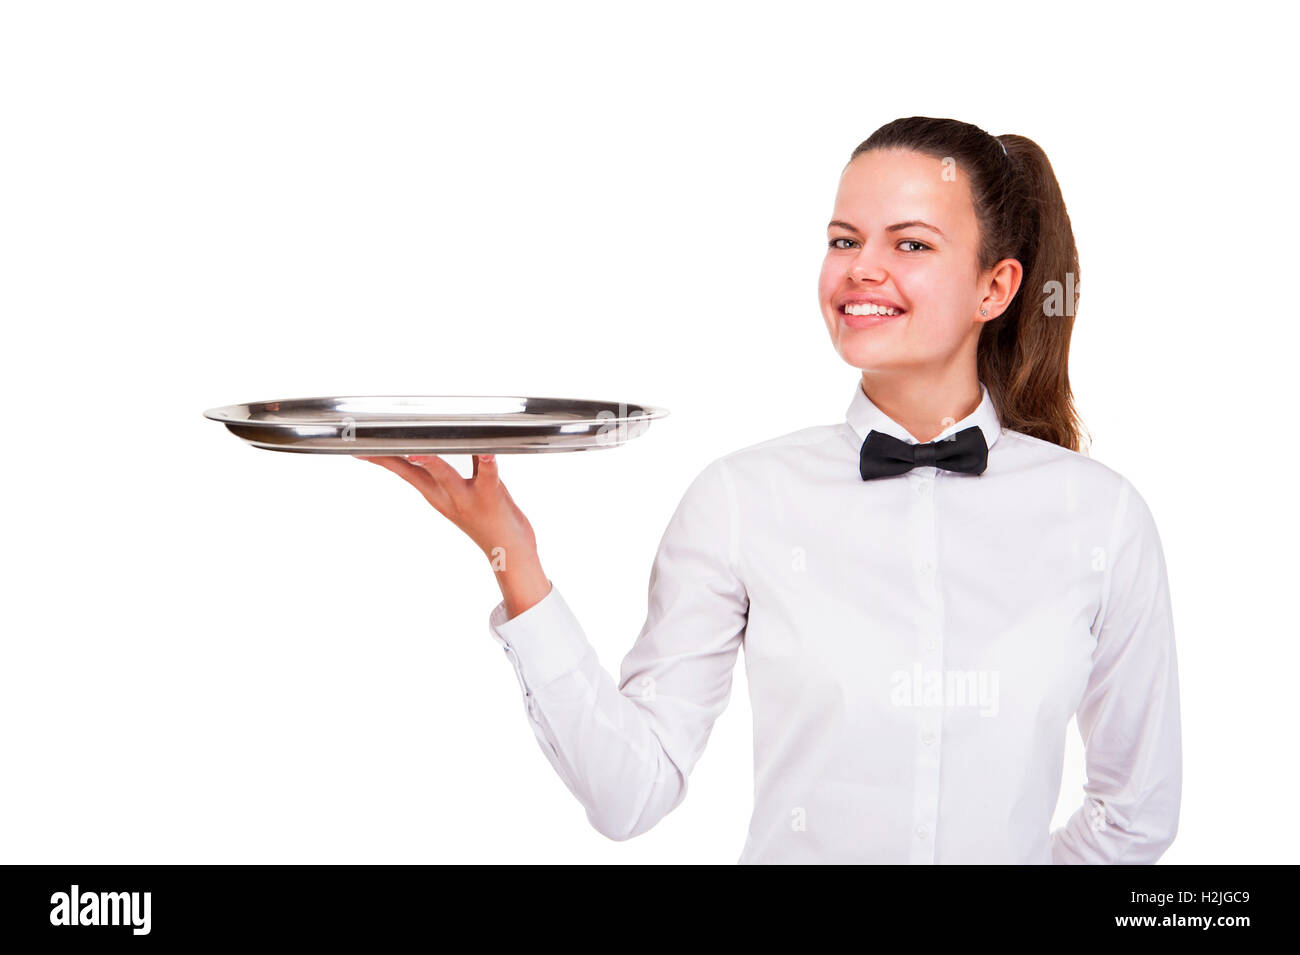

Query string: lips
841 308 905 330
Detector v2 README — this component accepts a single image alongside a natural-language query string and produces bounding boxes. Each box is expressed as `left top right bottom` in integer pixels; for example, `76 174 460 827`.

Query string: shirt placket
908 466 941 864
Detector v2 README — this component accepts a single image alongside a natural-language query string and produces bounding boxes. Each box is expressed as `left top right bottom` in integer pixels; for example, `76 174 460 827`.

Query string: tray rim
202 394 671 428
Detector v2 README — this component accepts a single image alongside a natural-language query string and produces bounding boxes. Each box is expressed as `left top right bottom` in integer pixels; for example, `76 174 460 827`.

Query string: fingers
470 453 499 484
355 454 455 513
405 453 500 490
354 452 497 491
408 453 467 484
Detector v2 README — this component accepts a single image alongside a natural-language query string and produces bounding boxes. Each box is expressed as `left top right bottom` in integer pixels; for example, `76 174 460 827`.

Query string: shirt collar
845 378 1002 452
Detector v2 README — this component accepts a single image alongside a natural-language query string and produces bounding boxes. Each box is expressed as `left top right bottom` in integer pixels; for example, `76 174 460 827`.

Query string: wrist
487 544 550 620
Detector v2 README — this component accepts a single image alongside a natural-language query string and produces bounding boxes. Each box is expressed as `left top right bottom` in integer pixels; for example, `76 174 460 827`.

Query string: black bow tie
859 426 989 480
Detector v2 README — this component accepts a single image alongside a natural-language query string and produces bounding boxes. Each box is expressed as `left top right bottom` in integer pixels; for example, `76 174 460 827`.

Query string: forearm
488 581 690 841
528 651 691 841
1050 789 1179 864
487 458 747 842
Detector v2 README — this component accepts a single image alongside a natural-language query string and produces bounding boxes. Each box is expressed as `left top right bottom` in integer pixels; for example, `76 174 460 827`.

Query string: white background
2 0 1295 864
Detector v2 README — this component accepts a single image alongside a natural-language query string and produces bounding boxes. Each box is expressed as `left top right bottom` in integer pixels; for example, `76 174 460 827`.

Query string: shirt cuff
487 582 593 691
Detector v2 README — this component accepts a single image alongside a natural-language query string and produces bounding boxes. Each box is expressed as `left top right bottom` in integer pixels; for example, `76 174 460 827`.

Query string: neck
860 366 982 443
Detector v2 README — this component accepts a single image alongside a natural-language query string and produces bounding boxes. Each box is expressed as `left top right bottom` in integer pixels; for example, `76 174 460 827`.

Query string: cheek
817 260 838 301
893 258 943 296
898 263 968 314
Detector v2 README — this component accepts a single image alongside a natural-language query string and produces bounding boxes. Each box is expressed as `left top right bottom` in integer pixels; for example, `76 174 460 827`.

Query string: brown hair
849 117 1090 453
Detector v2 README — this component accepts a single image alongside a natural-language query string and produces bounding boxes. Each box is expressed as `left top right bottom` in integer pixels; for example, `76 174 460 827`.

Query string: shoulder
709 422 851 478
667 423 847 515
997 427 1128 488
997 429 1163 539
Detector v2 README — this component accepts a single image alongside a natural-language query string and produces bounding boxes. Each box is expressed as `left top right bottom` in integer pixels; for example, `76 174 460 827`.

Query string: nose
848 247 887 283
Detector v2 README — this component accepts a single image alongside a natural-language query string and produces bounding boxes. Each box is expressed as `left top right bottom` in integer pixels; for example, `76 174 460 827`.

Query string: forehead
833 148 977 234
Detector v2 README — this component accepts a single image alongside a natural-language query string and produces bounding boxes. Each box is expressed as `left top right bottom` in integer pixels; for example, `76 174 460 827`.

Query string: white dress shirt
487 379 1181 864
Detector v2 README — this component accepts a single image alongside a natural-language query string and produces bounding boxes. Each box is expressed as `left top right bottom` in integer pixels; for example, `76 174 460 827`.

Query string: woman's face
818 147 992 375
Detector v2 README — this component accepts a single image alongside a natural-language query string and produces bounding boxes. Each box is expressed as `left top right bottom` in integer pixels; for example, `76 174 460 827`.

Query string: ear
978 257 1023 321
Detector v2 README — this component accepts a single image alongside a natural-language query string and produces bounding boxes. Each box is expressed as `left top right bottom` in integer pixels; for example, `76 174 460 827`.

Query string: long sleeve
1051 476 1182 864
486 457 750 841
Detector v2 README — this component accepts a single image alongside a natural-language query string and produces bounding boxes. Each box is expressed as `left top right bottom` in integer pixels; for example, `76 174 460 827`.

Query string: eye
828 237 932 252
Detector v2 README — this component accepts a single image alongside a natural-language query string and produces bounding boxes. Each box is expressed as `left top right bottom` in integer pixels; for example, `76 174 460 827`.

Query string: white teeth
844 303 901 316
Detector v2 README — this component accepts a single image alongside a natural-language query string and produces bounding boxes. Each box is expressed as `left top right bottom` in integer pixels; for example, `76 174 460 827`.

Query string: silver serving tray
203 395 669 454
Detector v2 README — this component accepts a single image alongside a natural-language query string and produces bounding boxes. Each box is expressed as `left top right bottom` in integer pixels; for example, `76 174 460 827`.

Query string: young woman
358 117 1181 864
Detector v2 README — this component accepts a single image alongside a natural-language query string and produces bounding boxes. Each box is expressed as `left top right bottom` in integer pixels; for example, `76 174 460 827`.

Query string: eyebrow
827 219 947 240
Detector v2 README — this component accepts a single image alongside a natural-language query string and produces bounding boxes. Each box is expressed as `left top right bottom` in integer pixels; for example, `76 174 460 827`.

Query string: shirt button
925 639 938 651
916 825 929 839
915 481 931 495
922 732 935 745
919 561 933 575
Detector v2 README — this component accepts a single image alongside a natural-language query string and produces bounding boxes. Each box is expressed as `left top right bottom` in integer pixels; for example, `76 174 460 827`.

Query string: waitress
359 116 1181 864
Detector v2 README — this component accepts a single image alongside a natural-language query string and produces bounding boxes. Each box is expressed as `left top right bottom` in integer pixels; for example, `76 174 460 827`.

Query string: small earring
980 307 988 316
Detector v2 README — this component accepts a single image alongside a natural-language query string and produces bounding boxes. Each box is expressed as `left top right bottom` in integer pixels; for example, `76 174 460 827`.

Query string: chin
834 341 899 371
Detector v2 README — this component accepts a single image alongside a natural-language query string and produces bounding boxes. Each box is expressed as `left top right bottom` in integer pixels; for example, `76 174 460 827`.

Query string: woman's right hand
355 453 537 561
357 452 553 618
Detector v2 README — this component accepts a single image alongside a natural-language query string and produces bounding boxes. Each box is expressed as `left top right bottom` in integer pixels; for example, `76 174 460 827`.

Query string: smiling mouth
839 304 906 317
